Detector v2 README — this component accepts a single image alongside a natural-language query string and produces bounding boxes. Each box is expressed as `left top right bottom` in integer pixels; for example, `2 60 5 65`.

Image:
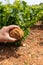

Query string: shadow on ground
0 43 21 61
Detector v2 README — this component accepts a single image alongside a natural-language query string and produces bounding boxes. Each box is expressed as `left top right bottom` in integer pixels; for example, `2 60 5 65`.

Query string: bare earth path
0 25 43 65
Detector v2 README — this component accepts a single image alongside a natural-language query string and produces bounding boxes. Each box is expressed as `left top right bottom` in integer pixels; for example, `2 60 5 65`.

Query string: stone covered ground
0 23 43 65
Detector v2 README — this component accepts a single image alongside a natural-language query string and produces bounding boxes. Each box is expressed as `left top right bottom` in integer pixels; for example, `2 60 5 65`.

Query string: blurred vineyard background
0 0 43 27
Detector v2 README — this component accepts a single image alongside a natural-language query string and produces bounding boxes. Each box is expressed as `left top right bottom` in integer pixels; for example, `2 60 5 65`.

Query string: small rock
0 49 3 53
29 54 31 58
32 63 36 65
23 44 26 47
